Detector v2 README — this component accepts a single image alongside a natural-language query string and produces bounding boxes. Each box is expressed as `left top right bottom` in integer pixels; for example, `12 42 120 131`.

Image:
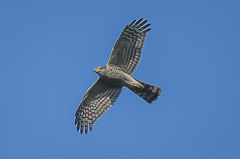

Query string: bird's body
94 65 143 89
75 18 162 134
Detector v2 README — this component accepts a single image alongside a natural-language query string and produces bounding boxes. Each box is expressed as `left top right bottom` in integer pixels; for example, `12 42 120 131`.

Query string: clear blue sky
1 0 240 159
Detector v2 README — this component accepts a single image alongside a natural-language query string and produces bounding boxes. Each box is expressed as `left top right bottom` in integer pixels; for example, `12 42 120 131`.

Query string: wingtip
89 124 93 131
80 128 83 134
135 18 144 25
128 18 151 33
129 19 136 26
144 28 151 33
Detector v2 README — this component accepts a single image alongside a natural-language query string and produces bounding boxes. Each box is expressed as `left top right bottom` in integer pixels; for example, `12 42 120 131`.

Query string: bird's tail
129 80 162 103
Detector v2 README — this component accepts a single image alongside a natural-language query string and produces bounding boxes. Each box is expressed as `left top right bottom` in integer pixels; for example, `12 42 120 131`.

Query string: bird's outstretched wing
107 18 151 75
75 78 122 134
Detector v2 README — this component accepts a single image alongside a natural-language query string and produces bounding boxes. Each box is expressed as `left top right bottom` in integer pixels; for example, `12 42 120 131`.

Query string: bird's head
93 66 106 76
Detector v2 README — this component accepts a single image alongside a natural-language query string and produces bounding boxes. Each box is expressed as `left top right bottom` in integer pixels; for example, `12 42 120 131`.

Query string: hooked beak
93 68 98 72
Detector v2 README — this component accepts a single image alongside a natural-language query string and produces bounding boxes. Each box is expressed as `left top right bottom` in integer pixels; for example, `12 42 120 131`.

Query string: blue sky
1 0 240 158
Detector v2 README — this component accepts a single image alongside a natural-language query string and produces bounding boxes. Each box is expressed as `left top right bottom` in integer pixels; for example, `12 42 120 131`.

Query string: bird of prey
75 18 162 134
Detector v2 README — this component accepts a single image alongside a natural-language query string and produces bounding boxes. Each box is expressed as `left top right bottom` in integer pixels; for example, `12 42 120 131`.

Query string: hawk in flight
75 18 162 134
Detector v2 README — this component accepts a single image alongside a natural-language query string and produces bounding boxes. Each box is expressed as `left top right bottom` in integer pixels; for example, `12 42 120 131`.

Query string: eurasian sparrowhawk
75 18 162 134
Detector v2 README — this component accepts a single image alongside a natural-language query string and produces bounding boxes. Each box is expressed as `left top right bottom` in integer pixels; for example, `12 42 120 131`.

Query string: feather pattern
75 18 162 134
75 79 122 134
107 18 151 74
130 80 162 103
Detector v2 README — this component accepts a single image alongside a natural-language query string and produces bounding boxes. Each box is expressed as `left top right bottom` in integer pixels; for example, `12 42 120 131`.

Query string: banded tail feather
130 80 162 103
